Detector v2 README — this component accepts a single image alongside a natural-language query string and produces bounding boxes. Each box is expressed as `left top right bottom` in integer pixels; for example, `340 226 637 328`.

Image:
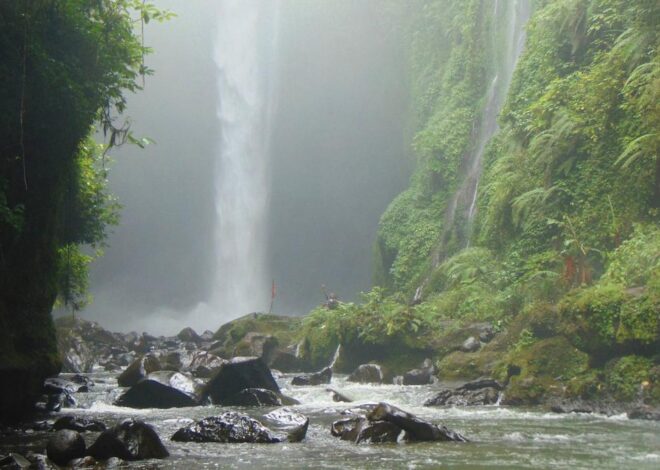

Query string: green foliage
602 224 660 287
604 355 654 401
55 244 93 314
558 281 660 359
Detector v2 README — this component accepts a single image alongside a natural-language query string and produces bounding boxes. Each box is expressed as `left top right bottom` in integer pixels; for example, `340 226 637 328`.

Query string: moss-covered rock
211 313 303 364
604 355 657 403
558 283 660 363
503 336 590 405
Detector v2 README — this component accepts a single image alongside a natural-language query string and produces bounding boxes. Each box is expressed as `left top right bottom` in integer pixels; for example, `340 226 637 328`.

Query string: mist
83 0 410 334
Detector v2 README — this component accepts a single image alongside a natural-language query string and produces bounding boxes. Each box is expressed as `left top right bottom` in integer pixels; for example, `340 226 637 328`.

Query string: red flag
271 279 276 299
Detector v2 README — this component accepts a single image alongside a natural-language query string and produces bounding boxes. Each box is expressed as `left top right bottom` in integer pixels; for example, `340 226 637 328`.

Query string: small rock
117 354 161 388
0 453 31 469
115 371 201 409
628 405 660 421
326 388 352 403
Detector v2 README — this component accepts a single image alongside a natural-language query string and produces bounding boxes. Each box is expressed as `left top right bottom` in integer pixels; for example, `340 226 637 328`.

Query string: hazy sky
83 0 410 334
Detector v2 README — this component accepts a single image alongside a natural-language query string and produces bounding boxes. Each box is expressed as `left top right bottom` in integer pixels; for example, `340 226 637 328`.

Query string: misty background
83 1 411 334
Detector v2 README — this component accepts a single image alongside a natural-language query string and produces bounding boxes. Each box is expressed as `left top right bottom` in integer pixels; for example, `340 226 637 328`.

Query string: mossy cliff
298 0 659 407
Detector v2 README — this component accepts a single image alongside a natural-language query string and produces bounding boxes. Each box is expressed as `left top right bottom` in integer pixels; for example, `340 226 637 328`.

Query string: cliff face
0 1 145 422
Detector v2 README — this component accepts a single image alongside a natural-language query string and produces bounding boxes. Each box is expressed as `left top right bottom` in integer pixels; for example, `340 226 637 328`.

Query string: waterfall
432 0 530 262
463 0 531 242
211 0 280 322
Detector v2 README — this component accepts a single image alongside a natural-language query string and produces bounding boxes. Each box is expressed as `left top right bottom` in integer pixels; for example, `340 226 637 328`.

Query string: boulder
46 430 86 466
347 364 383 384
87 419 169 461
115 371 201 409
330 417 401 443
171 412 279 443
203 357 280 405
117 354 161 388
461 336 481 353
53 416 106 432
291 367 332 386
367 403 468 442
425 378 503 407
262 408 310 442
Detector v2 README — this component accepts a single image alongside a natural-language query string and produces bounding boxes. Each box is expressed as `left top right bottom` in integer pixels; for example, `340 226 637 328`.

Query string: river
4 371 659 469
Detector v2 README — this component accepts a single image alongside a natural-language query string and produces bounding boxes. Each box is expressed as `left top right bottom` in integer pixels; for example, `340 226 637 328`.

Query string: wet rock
117 354 161 388
115 371 201 408
171 412 279 443
347 364 383 384
425 378 503 407
330 417 401 443
367 403 468 442
461 336 481 353
177 327 202 344
53 416 106 433
0 453 31 469
236 333 279 363
479 326 495 343
44 377 86 395
87 419 169 461
185 351 226 378
291 367 332 386
200 330 215 342
203 357 280 405
402 360 435 386
225 388 283 407
628 405 660 421
263 408 309 442
47 429 86 466
326 388 352 402
158 351 183 371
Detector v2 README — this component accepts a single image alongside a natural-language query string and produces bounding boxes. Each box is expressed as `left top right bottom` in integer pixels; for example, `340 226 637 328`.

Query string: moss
604 355 654 402
212 313 303 359
437 350 502 380
558 283 660 362
504 336 589 405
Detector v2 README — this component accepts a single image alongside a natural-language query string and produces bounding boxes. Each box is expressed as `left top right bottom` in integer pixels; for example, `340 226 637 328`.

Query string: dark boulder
548 399 621 416
117 354 161 388
291 367 332 386
115 371 201 409
203 357 280 405
347 364 383 384
46 430 86 466
424 378 503 407
53 415 106 432
367 403 468 442
87 419 169 461
171 412 279 443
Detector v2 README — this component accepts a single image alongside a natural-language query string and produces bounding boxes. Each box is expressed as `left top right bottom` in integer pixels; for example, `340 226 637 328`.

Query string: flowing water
7 371 659 469
211 0 280 321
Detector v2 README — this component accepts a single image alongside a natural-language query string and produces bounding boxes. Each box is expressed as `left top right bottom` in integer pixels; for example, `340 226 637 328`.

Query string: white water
208 1 280 323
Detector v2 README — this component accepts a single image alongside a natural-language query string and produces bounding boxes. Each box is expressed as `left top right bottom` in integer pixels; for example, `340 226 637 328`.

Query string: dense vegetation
0 0 169 422
300 0 659 405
